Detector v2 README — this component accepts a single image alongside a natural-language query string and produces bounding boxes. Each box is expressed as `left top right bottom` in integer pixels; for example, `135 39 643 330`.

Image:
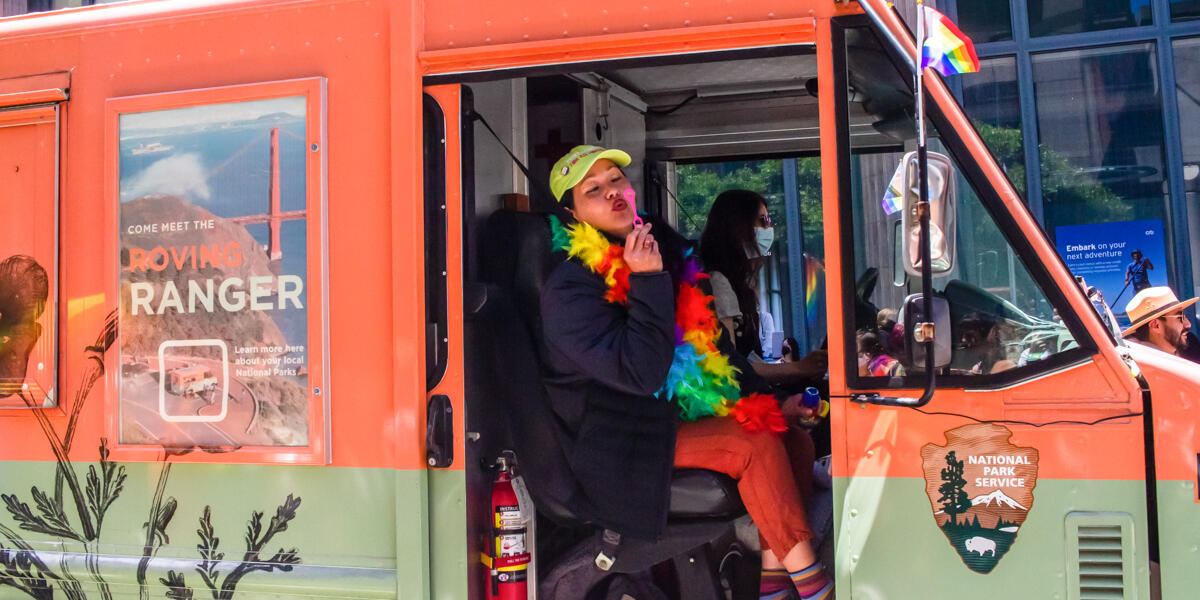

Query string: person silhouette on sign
1125 250 1154 293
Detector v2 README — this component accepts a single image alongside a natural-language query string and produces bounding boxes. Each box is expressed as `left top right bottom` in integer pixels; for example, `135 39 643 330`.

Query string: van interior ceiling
463 30 910 232
455 26 911 596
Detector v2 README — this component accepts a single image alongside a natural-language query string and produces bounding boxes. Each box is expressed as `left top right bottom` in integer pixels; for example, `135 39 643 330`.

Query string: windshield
840 24 1091 386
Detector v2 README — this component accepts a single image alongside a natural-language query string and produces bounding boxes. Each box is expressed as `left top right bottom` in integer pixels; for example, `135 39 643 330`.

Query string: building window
1 0 128 17
1032 44 1168 236
961 56 1025 197
956 0 1014 43
1174 37 1200 288
1171 0 1200 21
1026 0 1153 37
1174 38 1200 185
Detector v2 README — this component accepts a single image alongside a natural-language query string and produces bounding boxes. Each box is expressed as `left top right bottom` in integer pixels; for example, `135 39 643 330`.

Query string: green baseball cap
549 145 632 202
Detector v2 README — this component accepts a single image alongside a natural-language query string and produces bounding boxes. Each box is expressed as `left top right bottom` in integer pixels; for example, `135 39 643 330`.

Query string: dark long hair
700 190 766 344
655 215 701 297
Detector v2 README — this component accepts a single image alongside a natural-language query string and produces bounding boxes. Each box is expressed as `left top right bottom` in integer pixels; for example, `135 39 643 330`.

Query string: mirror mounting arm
913 144 937 406
862 147 939 409
849 392 932 407
857 0 917 75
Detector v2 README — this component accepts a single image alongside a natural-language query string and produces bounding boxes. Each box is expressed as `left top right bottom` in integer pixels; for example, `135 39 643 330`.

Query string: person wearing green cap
540 146 833 600
549 145 650 243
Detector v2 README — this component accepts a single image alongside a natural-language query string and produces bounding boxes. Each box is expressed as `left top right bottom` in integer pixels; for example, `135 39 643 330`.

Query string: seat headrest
480 210 561 345
477 210 590 524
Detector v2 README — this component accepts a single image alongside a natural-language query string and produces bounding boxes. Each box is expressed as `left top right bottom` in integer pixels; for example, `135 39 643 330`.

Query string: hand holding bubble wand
624 188 643 227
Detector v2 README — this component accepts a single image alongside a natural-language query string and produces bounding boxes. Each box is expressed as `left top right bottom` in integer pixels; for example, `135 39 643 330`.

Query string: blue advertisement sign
1055 219 1166 318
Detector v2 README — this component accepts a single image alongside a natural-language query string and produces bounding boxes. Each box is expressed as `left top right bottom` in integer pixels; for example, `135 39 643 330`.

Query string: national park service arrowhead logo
920 423 1039 574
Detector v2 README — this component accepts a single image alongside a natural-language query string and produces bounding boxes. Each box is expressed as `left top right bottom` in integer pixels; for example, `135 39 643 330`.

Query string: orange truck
0 0 1196 598
167 366 215 396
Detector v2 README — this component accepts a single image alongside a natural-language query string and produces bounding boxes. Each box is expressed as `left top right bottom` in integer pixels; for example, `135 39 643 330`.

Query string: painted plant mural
0 256 303 599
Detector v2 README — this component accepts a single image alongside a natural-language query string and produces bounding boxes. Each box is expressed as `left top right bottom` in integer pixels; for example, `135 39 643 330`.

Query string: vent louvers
1078 525 1124 599
1068 515 1133 600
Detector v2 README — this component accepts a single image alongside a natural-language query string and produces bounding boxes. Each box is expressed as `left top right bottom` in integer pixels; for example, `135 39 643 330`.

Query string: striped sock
759 567 793 600
790 562 833 600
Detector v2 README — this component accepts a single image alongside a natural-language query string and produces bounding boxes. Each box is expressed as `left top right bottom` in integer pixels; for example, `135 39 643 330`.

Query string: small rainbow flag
881 159 907 215
920 6 980 76
803 253 825 330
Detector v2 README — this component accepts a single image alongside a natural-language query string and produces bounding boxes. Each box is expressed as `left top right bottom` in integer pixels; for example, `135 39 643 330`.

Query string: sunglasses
757 214 773 227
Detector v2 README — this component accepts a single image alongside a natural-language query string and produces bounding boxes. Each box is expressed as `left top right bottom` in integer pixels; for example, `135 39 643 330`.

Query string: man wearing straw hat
1122 286 1197 358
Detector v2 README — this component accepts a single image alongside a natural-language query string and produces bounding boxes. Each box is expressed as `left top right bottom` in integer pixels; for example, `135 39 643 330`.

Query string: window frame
834 17 1099 391
1024 0 1155 39
667 155 827 353
103 77 330 464
0 73 68 411
423 93 449 391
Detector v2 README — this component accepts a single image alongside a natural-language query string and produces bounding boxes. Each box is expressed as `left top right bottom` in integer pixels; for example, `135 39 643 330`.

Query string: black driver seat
476 209 746 597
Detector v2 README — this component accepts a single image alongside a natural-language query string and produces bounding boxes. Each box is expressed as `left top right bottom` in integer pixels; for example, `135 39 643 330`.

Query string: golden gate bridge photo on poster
118 96 311 449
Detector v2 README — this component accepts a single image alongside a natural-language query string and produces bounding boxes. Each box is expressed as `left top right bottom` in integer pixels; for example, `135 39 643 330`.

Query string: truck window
1 0 125 17
842 27 1093 389
674 158 826 355
423 93 448 390
0 105 60 408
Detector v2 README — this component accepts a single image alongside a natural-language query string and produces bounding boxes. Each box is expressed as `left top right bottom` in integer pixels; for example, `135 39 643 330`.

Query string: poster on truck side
115 83 326 454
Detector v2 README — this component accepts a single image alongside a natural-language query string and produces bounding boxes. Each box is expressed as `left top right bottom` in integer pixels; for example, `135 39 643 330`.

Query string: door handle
426 394 453 468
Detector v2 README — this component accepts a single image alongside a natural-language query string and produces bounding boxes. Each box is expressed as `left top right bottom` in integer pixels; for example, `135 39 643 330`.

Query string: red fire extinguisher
485 455 530 600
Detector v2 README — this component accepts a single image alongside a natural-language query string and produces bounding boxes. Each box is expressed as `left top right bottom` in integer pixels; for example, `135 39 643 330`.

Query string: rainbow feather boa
548 216 784 433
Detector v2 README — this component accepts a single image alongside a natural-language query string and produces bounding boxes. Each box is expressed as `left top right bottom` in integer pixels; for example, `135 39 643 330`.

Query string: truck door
423 84 471 600
824 15 1149 599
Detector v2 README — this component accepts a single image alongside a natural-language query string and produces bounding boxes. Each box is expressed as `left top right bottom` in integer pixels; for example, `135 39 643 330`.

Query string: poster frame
103 77 329 465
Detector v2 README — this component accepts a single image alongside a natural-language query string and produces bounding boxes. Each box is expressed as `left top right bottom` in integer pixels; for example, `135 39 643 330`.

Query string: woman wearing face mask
701 190 828 384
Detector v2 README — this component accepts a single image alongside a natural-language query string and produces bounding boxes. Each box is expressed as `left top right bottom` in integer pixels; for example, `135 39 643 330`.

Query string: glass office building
948 0 1200 305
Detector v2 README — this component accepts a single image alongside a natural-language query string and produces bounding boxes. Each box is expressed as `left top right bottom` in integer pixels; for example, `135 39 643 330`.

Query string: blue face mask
755 226 775 256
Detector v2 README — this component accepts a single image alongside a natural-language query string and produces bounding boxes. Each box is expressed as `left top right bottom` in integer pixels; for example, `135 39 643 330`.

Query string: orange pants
674 417 814 557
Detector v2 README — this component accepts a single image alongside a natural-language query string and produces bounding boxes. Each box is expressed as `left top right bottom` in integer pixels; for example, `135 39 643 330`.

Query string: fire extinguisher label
496 569 527 583
494 505 522 529
497 532 526 556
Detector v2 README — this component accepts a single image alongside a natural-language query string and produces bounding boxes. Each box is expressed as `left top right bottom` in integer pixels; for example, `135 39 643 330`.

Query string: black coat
541 261 678 539
539 238 771 539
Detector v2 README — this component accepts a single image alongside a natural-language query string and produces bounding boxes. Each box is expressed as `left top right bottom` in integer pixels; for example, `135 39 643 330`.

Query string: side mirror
897 151 956 277
899 293 952 369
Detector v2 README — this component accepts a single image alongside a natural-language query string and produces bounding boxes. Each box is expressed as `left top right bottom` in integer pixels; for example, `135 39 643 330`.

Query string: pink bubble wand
624 188 643 226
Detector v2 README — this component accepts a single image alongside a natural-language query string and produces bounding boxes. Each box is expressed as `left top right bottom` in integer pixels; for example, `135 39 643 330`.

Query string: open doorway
449 27 913 600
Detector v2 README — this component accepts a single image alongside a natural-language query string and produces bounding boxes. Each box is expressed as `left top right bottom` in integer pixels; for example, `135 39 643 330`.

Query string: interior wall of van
470 79 526 216
580 78 647 196
527 76 584 202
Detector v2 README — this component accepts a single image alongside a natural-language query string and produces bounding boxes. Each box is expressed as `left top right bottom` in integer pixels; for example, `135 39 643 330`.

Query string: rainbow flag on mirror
920 6 979 76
